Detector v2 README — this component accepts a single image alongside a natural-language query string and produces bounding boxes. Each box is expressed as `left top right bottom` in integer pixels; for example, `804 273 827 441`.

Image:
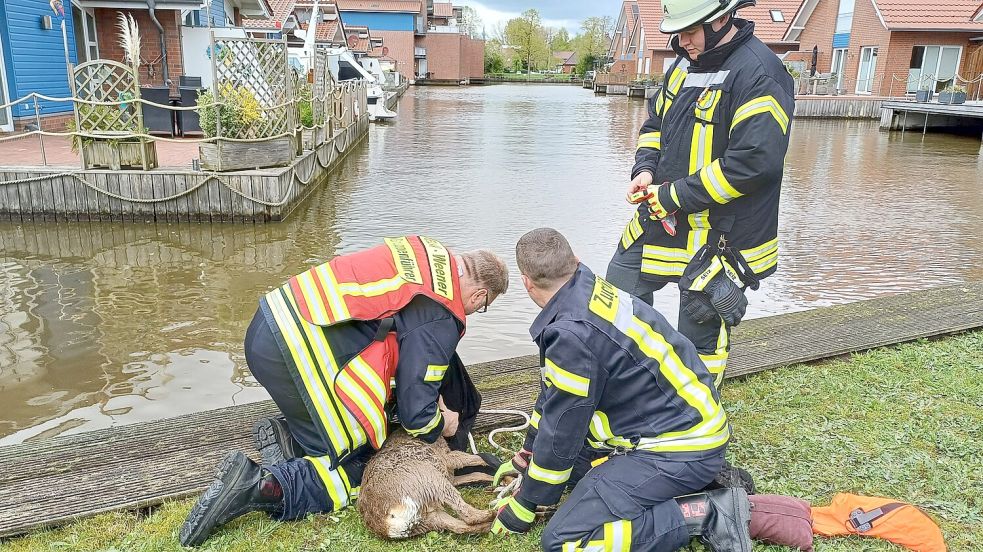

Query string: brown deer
357 429 497 539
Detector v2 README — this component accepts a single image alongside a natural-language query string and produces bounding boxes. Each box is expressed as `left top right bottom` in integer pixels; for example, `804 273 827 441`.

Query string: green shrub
196 84 263 139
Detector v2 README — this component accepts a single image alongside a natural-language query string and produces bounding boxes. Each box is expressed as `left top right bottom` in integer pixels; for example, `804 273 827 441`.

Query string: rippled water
1 85 981 443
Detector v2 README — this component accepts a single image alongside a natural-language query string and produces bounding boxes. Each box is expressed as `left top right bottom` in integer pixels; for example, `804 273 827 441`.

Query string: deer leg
453 472 494 487
418 509 494 535
438 479 496 525
445 451 494 470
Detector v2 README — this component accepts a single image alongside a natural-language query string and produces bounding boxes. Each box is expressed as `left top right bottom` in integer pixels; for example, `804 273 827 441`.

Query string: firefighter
606 0 795 390
492 228 752 552
179 236 509 547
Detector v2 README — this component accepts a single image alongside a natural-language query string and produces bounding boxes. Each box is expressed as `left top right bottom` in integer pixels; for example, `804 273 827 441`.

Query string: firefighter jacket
260 236 467 467
626 19 795 284
516 264 729 507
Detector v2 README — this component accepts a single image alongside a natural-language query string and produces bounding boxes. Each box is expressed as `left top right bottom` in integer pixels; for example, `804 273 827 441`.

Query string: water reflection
1 85 981 443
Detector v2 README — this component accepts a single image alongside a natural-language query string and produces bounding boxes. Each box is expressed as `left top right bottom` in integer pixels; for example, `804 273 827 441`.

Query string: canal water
1 85 982 444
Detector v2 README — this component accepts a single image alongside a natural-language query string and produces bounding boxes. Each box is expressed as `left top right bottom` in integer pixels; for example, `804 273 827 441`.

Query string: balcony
414 47 427 58
415 16 427 35
428 25 461 34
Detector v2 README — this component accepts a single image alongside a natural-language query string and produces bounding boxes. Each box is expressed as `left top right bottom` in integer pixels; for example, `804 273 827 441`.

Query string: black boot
253 416 303 466
704 459 756 495
676 487 753 552
180 451 284 547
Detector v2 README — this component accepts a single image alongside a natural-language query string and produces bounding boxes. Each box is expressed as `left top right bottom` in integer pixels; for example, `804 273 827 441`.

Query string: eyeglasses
476 291 489 314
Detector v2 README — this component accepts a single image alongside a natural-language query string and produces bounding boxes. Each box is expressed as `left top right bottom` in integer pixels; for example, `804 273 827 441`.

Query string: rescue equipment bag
678 241 755 327
811 493 946 552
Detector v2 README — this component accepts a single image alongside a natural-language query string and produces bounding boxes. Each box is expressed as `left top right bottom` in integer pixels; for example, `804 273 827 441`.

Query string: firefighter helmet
660 0 755 34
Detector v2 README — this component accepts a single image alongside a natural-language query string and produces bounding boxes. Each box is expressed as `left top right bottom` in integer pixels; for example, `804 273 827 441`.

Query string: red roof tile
637 0 799 47
432 2 453 17
242 0 292 28
873 0 983 30
336 0 422 13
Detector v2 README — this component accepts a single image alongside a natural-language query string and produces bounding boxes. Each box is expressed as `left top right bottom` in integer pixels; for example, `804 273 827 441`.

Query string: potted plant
196 84 296 172
68 100 157 171
938 84 967 105
915 85 934 103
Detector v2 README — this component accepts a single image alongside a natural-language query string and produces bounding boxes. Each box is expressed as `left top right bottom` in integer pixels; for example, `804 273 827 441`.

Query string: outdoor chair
140 86 175 137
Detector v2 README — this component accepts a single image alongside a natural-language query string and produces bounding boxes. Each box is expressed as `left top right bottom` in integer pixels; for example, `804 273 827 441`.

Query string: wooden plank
0 284 981 538
2 171 20 221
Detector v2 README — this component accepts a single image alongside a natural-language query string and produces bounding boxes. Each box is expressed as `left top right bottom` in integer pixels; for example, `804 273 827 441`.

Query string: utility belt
678 230 760 328
588 432 729 468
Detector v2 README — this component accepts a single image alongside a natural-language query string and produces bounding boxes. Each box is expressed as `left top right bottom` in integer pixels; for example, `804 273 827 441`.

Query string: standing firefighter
493 228 752 552
180 236 509 547
607 0 795 389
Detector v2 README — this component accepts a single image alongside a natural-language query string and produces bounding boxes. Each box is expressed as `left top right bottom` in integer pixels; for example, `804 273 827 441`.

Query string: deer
357 429 499 540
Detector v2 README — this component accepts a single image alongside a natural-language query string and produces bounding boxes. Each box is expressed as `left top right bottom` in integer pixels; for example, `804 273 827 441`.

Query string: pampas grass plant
117 12 141 68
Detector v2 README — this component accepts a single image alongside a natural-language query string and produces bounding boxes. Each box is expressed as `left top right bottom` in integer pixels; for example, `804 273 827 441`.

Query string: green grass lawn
3 332 981 552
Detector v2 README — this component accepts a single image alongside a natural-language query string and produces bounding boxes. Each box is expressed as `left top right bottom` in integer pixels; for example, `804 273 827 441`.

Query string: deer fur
358 429 496 539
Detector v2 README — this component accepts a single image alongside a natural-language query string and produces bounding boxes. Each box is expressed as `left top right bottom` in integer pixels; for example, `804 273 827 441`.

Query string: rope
466 409 531 455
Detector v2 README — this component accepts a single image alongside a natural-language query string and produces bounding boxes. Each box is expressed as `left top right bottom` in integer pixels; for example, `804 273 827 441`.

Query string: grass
3 332 981 552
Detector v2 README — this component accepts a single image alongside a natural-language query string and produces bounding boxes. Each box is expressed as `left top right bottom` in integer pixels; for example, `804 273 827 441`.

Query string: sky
456 0 623 37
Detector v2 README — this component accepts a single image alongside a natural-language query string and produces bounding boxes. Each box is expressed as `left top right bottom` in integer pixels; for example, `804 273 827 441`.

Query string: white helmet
660 0 754 34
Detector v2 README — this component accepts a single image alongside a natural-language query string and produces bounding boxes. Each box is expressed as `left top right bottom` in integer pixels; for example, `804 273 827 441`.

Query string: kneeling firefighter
179 236 509 547
492 228 753 552
607 0 795 389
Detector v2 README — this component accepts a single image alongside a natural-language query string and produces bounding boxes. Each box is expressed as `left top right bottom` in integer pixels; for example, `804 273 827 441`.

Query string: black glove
704 273 748 327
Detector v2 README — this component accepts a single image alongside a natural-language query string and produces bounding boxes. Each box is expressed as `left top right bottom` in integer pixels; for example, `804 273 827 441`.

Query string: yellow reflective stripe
621 211 644 249
637 131 661 150
641 259 687 277
642 245 690 261
384 236 424 285
313 263 351 321
544 358 590 397
294 269 333 324
531 410 541 429
406 408 442 437
741 238 779 274
589 411 616 442
699 352 727 389
688 256 725 292
335 369 387 443
305 456 351 509
669 184 680 207
505 497 535 523
641 245 689 277
419 236 454 300
668 67 686 93
527 459 572 485
348 355 388 404
655 92 666 115
732 95 789 135
687 212 711 254
604 519 632 551
634 423 730 452
424 364 448 382
587 279 727 452
336 274 404 298
699 159 742 204
689 121 713 175
266 289 351 454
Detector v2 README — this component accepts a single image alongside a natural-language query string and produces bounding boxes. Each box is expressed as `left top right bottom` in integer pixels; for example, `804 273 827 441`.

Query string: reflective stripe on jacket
518 265 728 506
263 236 466 462
628 20 795 283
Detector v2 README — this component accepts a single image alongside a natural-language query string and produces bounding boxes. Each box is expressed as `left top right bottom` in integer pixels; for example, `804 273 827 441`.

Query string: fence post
33 94 46 166
209 30 222 162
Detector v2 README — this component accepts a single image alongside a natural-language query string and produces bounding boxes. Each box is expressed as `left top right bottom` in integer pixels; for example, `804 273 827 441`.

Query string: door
830 48 847 91
0 39 11 132
907 46 962 92
856 46 878 94
71 2 99 63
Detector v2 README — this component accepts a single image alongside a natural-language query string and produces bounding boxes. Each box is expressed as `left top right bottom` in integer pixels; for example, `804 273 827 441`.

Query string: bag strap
848 503 906 533
373 317 395 342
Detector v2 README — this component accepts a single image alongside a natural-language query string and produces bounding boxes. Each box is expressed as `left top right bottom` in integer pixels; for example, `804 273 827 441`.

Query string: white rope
466 409 531 455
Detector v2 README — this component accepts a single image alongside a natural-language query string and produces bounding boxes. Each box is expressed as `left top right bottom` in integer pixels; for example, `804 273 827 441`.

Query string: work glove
492 448 531 486
491 496 536 535
627 182 679 222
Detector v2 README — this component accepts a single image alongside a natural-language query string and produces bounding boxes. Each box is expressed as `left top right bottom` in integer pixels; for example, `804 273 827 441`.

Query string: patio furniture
140 86 175 137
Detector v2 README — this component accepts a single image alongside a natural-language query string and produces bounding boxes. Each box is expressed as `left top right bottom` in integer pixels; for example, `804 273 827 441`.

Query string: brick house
634 0 800 77
608 1 640 75
552 51 578 73
784 0 983 96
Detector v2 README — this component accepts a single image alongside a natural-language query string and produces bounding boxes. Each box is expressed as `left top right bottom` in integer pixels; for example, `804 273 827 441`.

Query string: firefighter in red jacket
180 236 509 547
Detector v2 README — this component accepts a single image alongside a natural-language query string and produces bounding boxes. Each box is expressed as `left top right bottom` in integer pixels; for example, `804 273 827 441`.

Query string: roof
432 2 453 17
242 0 292 29
873 0 983 31
242 0 344 42
636 0 798 48
335 0 422 13
553 51 575 63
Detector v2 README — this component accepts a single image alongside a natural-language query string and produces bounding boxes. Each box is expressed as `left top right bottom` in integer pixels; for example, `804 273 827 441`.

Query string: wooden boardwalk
1 283 981 538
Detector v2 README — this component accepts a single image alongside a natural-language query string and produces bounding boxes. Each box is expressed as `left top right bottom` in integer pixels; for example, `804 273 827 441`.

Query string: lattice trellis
211 38 293 139
311 49 333 128
72 60 142 135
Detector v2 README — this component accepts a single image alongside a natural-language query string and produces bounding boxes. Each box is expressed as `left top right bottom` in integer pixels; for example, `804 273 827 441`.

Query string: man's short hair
459 250 509 298
515 228 578 289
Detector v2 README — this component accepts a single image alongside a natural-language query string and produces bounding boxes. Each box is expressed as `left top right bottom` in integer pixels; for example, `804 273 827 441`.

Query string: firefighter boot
706 459 757 495
180 451 284 547
253 416 303 466
676 487 753 552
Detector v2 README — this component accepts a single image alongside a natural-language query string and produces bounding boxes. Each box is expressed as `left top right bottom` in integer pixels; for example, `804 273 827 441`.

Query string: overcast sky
456 0 623 36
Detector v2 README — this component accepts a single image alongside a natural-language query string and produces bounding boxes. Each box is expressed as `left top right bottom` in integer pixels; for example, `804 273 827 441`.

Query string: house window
835 0 855 34
908 46 962 93
770 10 784 22
71 2 99 62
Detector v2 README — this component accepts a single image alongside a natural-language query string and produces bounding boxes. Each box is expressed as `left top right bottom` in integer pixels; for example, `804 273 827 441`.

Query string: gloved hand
491 496 536 535
493 448 531 486
704 272 748 327
627 183 679 222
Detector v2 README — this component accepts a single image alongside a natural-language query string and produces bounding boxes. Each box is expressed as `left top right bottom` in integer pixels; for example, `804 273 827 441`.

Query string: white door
907 46 962 92
856 46 878 94
0 39 11 132
830 48 847 91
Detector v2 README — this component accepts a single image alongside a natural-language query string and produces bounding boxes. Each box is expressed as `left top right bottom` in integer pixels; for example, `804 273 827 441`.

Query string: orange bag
811 493 946 552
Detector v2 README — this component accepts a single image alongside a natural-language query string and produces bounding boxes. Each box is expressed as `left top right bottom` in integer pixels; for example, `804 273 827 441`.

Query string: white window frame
856 46 878 94
830 47 847 91
0 38 12 132
907 45 963 93
770 10 784 22
72 1 100 62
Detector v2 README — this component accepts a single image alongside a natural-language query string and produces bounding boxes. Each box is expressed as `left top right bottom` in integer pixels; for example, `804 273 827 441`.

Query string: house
0 0 270 132
784 0 983 95
241 0 345 46
553 50 578 73
634 0 800 76
608 1 640 75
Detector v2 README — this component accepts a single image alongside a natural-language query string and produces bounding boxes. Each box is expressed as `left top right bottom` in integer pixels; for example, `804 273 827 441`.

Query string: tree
550 27 572 52
576 16 614 64
459 6 483 39
484 40 505 74
503 9 550 72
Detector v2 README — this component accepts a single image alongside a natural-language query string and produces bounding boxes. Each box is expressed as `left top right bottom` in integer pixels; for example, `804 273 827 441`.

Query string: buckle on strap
848 503 904 533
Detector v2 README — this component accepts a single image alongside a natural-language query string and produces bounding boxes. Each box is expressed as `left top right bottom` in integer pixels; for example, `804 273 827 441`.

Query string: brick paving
0 134 201 170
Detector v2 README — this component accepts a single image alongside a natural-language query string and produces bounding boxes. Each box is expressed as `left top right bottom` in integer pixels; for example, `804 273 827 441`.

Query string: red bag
749 494 814 551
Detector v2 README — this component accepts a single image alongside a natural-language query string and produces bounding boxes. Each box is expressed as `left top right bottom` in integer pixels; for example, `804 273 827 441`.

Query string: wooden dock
793 96 884 119
0 283 981 538
879 100 983 135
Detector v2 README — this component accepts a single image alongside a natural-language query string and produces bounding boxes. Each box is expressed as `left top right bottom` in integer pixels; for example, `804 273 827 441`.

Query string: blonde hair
515 228 578 289
459 250 509 297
